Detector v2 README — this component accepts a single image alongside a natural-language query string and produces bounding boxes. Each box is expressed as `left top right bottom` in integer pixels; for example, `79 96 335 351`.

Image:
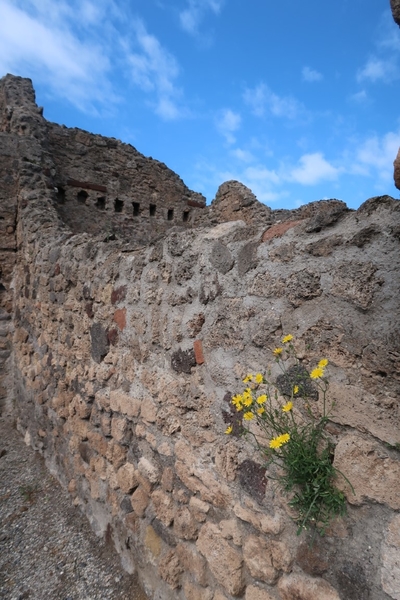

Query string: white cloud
355 130 400 182
243 83 303 120
356 11 400 84
349 90 368 103
290 153 340 185
231 148 255 163
216 109 241 144
0 0 115 113
127 19 184 120
302 66 322 82
357 57 398 83
179 0 224 35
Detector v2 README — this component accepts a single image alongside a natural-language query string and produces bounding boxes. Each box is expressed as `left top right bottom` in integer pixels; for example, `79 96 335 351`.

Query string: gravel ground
0 415 149 600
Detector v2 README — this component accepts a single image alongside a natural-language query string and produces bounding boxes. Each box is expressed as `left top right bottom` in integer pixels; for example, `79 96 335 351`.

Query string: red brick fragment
113 308 127 331
262 220 303 242
193 339 205 365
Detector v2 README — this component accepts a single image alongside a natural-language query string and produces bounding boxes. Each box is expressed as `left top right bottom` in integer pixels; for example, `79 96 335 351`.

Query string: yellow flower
243 411 255 421
256 394 267 404
282 401 293 412
318 358 328 368
293 385 299 395
255 373 264 384
243 395 253 407
310 367 324 379
282 334 293 344
273 347 283 356
243 374 253 383
232 394 242 406
225 425 233 434
269 433 290 449
257 407 265 415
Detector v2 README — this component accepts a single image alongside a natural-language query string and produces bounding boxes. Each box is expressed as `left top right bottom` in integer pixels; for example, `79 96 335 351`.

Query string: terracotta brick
193 339 204 364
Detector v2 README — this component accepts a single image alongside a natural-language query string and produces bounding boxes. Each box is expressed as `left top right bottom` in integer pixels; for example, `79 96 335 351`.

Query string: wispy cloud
126 19 184 120
302 66 323 82
349 90 368 104
216 108 241 144
243 83 304 119
357 57 398 83
290 153 340 185
0 0 115 113
179 0 224 35
0 0 187 119
355 130 400 182
357 10 400 84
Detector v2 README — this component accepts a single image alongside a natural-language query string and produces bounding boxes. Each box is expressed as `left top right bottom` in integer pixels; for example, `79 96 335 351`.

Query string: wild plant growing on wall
226 335 352 535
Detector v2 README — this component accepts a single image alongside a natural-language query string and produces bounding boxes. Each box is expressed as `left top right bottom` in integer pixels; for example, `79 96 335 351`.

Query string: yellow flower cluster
269 433 290 449
310 359 329 380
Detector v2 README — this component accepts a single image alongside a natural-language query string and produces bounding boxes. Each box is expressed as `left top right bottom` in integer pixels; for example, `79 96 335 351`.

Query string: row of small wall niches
57 187 191 222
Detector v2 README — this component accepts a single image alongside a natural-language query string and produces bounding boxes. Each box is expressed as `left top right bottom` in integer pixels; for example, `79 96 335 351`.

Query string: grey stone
90 322 109 363
209 242 234 274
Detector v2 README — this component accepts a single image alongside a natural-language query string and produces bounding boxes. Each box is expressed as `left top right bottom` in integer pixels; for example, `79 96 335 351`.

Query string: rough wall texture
1 74 400 600
391 0 400 27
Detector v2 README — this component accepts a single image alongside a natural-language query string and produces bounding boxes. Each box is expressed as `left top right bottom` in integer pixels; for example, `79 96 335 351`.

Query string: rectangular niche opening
56 187 66 204
149 204 156 217
77 190 88 203
114 198 124 213
167 209 174 221
96 197 106 210
182 210 190 222
132 202 140 216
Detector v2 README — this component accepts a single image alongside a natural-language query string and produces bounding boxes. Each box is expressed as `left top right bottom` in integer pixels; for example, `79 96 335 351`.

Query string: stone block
245 585 276 600
140 399 157 423
278 573 341 600
131 486 150 518
333 435 400 509
111 414 129 442
209 242 234 274
116 462 139 494
189 496 210 522
219 519 243 546
106 439 127 469
151 489 175 526
158 550 183 589
243 534 278 584
90 322 109 363
173 506 199 540
196 522 244 596
183 579 213 600
138 456 160 485
176 543 208 586
109 389 141 418
171 347 196 374
161 466 175 492
381 514 400 599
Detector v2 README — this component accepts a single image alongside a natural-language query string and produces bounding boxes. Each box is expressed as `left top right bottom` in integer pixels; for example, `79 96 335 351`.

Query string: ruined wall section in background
46 123 206 245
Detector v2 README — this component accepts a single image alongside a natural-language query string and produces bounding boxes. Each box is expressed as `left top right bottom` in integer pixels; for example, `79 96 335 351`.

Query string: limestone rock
381 514 400 600
278 572 341 600
242 535 278 584
245 586 276 600
196 522 244 596
333 435 400 509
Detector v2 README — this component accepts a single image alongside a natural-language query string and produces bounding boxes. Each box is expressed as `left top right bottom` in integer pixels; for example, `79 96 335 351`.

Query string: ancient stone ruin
0 73 399 600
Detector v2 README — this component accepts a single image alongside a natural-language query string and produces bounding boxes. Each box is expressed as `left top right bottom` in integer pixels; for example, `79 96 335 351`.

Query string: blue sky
1 0 399 209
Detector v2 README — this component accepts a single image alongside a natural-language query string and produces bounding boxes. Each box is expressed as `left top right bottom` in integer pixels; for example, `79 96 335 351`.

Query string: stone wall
2 74 400 600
